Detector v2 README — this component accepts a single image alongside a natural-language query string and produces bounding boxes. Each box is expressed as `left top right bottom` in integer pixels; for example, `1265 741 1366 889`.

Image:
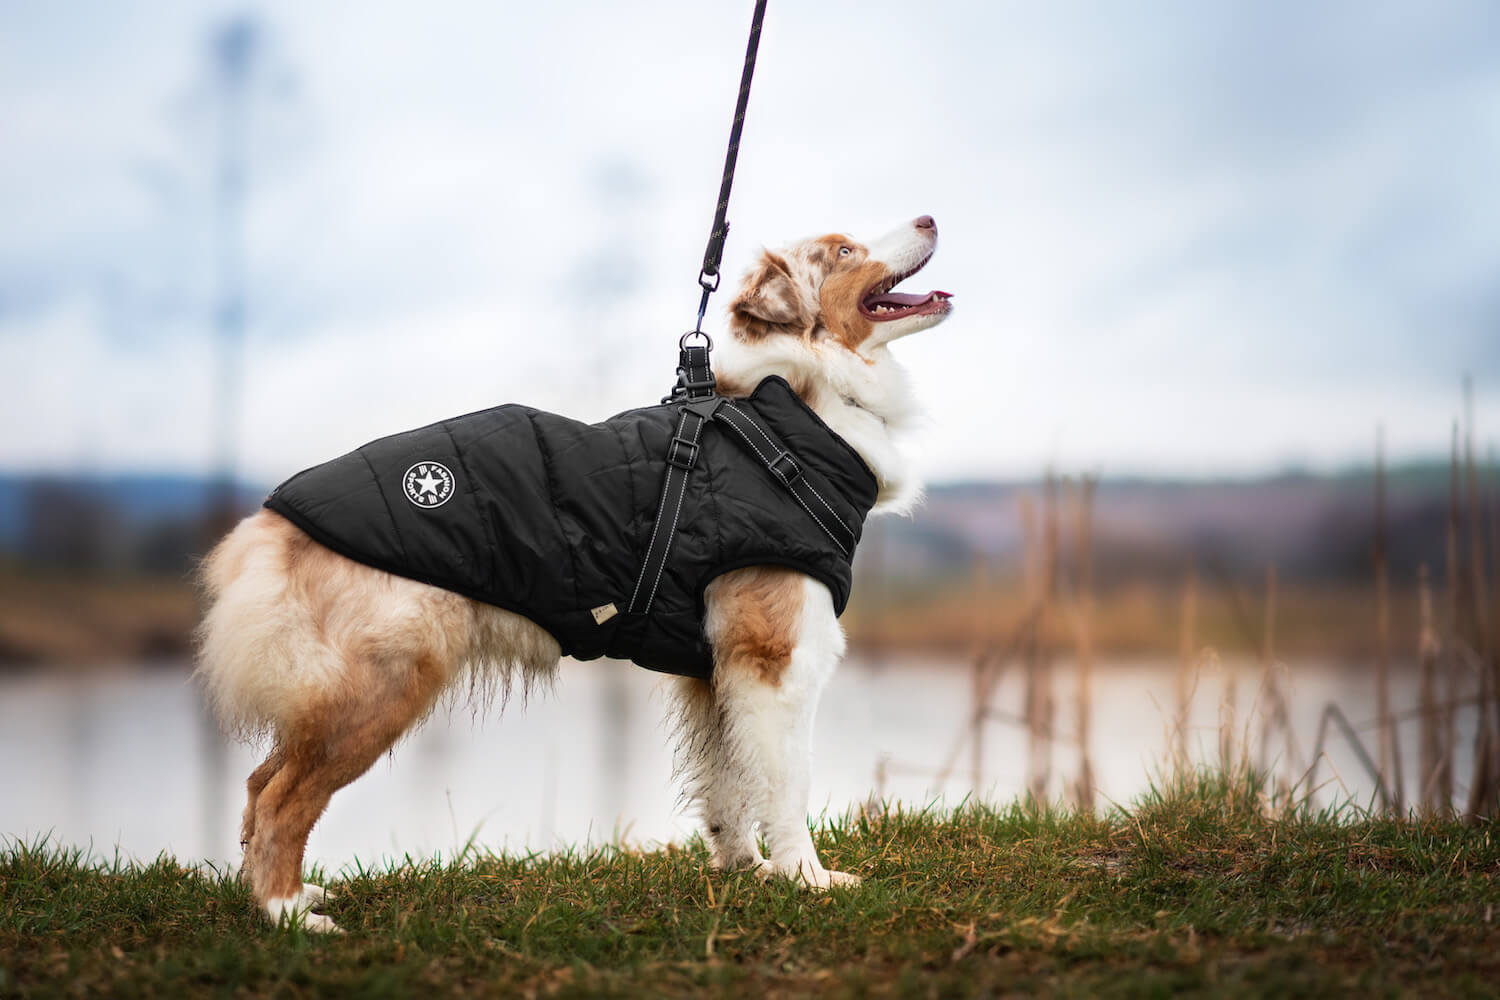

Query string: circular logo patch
403 461 455 509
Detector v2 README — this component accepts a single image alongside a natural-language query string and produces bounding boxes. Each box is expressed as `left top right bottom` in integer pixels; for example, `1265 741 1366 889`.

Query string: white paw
299 912 342 934
298 882 334 906
821 869 863 889
711 852 769 874
772 860 863 890
264 894 342 934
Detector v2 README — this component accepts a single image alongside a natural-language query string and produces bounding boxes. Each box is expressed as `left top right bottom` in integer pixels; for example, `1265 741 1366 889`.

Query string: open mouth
858 249 952 322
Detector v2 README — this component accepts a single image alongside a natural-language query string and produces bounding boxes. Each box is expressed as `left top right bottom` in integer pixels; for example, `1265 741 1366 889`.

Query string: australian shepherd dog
196 216 952 931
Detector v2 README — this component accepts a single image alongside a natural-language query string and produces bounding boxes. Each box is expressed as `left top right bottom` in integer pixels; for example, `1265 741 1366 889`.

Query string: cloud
1 0 1498 482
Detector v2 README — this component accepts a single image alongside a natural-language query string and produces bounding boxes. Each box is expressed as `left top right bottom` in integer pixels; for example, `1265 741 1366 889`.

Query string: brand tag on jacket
591 603 619 625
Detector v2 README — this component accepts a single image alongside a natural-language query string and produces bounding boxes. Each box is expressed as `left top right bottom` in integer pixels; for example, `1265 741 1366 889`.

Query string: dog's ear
730 252 809 338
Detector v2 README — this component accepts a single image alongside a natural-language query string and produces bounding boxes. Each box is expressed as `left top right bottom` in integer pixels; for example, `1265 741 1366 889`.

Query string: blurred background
2 1 1498 870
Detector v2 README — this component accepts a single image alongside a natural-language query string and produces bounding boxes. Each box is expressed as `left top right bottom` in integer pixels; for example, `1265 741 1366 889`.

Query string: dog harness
264 344 877 679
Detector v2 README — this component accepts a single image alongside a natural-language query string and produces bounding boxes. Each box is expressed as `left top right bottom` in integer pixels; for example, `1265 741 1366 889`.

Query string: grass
2 772 1497 998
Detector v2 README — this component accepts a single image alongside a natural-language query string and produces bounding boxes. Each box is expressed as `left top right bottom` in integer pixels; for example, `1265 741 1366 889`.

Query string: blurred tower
199 14 262 867
206 16 256 539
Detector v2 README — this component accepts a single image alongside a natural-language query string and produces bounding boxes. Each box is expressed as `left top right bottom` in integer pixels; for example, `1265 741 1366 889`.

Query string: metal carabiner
679 329 714 351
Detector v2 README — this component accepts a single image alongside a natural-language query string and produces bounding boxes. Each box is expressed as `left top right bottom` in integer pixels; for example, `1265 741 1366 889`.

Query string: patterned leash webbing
695 0 769 333
629 1 774 617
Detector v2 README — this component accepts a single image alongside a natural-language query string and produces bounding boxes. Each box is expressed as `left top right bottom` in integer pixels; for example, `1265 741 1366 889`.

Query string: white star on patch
402 461 454 508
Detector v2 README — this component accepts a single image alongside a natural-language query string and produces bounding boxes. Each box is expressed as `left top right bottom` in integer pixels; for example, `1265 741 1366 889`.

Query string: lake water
0 654 1478 872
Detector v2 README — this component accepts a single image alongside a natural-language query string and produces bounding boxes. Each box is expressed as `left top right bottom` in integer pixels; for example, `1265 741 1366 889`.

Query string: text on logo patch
403 461 455 509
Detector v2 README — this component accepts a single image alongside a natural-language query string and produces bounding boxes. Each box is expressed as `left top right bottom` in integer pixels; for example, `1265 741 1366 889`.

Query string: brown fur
239 648 452 902
818 260 881 352
200 508 560 913
728 234 887 355
714 369 815 403
702 566 805 685
729 252 810 339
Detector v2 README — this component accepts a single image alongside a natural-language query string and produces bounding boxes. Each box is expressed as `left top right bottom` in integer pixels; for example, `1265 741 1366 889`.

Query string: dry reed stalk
1488 443 1498 638
1490 444 1500 764
1072 475 1097 809
871 754 889 811
1489 442 1499 655
1218 576 1243 775
1302 699 1398 813
927 496 1040 793
1374 428 1403 813
1255 565 1277 775
1417 564 1446 814
1254 564 1301 796
969 552 988 790
1024 472 1059 801
1218 665 1237 773
1445 423 1462 810
1019 490 1040 799
1463 379 1498 819
1175 562 1198 775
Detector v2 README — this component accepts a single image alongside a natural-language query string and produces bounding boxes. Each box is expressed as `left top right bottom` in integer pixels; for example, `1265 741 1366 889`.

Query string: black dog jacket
264 376 878 679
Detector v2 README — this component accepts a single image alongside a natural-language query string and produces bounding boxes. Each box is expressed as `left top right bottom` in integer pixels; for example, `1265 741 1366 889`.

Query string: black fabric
264 376 878 679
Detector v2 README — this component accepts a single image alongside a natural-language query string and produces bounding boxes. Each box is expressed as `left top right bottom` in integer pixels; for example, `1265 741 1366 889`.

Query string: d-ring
679 330 713 350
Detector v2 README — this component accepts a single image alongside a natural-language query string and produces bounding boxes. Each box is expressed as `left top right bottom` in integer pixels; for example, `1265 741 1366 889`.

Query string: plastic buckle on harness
768 450 802 486
668 434 700 470
675 367 717 396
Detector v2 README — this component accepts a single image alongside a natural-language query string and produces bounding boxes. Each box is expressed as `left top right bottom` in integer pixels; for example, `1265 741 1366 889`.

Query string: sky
1 0 1498 484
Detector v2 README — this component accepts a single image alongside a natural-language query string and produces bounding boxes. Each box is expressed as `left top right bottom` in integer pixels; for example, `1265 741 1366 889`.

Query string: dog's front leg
703 570 860 889
671 676 767 872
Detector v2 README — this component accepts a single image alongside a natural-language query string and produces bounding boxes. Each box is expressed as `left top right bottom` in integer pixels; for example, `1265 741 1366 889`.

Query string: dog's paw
264 894 343 934
819 869 863 890
769 860 863 890
298 882 334 906
746 857 776 880
710 851 769 874
302 911 343 934
796 865 862 891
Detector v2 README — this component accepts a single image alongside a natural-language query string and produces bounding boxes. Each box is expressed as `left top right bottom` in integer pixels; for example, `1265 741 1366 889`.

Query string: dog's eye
839 247 851 257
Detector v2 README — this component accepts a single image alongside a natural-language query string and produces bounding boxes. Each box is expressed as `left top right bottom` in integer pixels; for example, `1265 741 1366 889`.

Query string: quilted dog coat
264 376 877 678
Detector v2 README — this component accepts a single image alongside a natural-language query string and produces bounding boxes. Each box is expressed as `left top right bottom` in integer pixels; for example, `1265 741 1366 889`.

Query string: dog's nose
914 215 936 230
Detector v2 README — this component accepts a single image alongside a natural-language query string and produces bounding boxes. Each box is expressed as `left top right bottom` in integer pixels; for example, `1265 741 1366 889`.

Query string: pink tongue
868 291 938 307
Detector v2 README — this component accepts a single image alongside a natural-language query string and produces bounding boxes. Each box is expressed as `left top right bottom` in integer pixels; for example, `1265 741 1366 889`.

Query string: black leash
633 0 840 619
694 0 768 336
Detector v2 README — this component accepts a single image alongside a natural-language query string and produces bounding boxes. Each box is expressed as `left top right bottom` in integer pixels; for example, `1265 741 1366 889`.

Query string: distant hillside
0 462 1483 662
866 460 1467 587
0 474 265 575
0 461 1478 586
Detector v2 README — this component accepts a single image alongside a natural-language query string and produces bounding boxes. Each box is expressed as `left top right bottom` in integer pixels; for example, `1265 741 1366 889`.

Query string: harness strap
628 376 859 618
629 344 723 615
712 401 856 557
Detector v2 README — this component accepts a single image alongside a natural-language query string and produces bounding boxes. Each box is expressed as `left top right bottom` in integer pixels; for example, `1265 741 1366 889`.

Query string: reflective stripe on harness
627 342 858 616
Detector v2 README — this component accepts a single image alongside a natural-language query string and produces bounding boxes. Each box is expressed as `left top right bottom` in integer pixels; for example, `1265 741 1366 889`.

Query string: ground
2 773 1497 998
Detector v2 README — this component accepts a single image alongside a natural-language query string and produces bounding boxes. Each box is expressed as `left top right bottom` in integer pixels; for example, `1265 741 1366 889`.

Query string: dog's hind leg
237 745 284 882
703 570 859 889
246 653 449 932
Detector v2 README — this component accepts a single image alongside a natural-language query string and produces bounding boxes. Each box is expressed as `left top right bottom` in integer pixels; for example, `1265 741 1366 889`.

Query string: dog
196 215 951 931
